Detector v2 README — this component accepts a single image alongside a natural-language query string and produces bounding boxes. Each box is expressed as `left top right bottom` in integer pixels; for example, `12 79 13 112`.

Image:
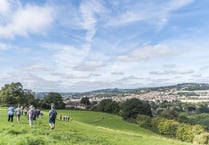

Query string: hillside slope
0 109 193 145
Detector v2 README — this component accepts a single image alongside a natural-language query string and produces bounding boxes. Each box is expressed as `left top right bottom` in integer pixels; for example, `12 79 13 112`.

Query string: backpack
50 109 57 119
16 108 21 115
28 109 34 118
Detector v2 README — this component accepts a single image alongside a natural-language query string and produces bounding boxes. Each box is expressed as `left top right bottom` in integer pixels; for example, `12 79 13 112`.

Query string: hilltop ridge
35 83 209 101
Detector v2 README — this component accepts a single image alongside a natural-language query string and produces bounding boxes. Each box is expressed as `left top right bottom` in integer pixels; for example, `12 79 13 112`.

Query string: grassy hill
0 109 193 145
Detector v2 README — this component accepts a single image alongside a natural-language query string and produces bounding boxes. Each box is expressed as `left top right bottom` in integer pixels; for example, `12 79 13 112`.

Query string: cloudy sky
0 0 209 92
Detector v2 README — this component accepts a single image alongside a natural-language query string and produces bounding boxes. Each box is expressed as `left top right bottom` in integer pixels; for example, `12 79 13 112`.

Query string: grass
0 108 194 145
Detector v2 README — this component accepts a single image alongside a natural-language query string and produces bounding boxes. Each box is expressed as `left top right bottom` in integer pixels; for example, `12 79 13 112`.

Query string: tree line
81 97 152 121
0 82 65 109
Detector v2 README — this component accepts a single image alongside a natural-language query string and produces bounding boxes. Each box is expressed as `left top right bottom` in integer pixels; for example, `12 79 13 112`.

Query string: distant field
0 108 193 145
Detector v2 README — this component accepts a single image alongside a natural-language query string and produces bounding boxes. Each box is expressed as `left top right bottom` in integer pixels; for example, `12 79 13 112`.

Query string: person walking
15 106 22 123
8 105 14 122
27 105 34 127
48 106 57 129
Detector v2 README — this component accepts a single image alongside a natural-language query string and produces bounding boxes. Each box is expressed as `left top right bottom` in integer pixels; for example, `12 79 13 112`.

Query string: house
64 100 86 109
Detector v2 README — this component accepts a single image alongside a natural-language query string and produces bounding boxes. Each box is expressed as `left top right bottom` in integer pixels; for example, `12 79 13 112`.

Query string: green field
0 109 193 145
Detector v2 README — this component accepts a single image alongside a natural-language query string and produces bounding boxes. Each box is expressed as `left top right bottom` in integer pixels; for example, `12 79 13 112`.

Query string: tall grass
0 108 193 145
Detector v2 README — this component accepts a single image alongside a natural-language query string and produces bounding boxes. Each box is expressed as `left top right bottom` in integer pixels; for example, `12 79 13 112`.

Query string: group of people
8 105 25 123
8 105 57 129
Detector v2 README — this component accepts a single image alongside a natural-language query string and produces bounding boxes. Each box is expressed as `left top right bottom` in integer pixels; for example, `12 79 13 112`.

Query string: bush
193 132 209 144
151 117 163 133
150 117 179 138
136 114 152 129
158 119 179 138
176 124 205 143
177 113 189 123
176 124 191 142
127 117 137 123
151 116 207 141
160 109 178 119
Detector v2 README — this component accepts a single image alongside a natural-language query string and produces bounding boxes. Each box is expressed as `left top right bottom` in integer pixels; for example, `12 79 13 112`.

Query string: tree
96 99 119 114
24 89 36 106
0 82 33 106
43 92 65 109
197 104 209 113
80 97 90 106
120 98 152 120
160 109 178 119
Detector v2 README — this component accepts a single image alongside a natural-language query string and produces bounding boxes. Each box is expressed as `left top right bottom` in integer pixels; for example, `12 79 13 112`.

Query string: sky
1 0 209 92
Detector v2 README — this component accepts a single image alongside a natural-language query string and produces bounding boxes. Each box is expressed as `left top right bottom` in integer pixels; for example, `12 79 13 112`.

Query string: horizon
33 82 209 93
1 0 209 92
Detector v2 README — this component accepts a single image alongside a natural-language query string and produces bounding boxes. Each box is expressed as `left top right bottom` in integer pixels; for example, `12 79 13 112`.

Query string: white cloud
50 44 85 67
168 0 194 10
0 71 63 92
106 9 146 27
69 80 114 92
162 64 176 69
200 66 209 70
192 74 202 78
42 42 109 74
17 73 61 92
118 44 173 62
111 72 124 76
150 69 195 75
41 43 87 77
0 0 10 13
0 42 10 50
0 4 55 39
73 61 105 71
79 0 106 43
106 0 193 29
21 64 52 72
118 75 141 82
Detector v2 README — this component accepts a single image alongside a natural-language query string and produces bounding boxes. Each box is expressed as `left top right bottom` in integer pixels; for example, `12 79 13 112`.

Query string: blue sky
1 0 209 92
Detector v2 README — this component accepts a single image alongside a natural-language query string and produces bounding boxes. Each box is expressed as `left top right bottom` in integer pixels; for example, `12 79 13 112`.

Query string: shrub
177 113 189 123
192 125 205 135
160 109 178 119
151 116 206 141
158 119 179 138
176 124 192 142
193 132 209 144
151 117 163 133
136 114 152 129
150 117 179 138
127 117 137 123
176 124 205 143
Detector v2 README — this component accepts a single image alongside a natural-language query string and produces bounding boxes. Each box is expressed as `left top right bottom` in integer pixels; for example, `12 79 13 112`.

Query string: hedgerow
137 115 208 144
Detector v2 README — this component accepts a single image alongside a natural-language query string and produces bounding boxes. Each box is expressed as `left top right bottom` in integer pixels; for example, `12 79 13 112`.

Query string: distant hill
176 83 209 91
34 83 209 99
82 83 209 94
84 88 135 94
